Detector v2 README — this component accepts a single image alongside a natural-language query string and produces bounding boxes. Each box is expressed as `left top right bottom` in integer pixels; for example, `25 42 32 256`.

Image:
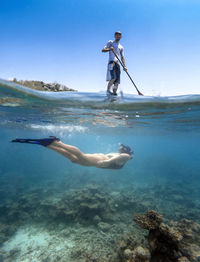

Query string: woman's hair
119 144 134 156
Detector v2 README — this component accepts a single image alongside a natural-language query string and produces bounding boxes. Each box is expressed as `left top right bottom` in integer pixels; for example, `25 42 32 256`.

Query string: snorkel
119 144 134 158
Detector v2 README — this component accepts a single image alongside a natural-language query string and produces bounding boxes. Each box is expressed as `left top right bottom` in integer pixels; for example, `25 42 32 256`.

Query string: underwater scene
0 79 200 262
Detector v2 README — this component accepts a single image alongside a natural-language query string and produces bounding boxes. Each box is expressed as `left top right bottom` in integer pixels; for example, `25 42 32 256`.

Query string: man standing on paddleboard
102 31 127 95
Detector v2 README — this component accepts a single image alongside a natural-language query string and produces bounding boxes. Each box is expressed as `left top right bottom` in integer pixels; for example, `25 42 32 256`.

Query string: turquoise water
0 79 200 261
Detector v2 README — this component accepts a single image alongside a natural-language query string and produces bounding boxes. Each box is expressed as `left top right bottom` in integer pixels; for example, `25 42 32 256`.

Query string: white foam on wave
30 124 87 136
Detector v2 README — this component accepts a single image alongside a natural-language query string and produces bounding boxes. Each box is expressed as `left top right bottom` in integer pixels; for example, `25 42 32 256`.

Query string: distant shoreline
11 78 77 92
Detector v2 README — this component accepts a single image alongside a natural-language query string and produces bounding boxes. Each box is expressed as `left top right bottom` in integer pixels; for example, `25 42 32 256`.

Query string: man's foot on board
107 90 113 95
11 136 60 147
107 90 117 96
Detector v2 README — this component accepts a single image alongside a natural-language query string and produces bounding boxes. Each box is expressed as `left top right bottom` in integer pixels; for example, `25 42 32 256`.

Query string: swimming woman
11 136 133 169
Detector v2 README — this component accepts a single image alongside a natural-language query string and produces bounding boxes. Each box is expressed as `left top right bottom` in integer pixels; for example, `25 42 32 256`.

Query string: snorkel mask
119 144 134 158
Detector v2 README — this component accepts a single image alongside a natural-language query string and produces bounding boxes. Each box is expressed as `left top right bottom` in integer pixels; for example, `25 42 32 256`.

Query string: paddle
112 50 143 96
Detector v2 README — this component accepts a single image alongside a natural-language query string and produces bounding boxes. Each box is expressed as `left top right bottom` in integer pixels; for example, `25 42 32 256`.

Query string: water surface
0 79 200 261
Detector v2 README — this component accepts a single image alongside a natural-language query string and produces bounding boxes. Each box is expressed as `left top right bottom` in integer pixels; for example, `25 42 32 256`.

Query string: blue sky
0 0 200 95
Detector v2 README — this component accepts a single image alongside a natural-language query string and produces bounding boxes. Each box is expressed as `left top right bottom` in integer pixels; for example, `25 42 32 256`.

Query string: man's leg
113 83 119 95
113 64 120 95
107 79 115 92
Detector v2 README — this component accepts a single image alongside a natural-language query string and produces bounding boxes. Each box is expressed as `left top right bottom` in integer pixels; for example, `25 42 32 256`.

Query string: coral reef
119 210 200 262
0 185 127 261
0 181 200 262
0 184 118 226
134 210 163 230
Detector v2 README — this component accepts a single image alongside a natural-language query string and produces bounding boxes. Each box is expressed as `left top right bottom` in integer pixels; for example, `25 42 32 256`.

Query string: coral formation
133 210 163 230
119 210 200 262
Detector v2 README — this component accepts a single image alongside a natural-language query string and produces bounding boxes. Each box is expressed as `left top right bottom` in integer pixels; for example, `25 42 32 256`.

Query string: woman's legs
11 136 87 165
50 140 85 160
48 144 79 163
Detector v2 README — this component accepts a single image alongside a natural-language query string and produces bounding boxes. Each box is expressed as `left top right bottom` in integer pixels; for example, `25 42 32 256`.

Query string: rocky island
12 78 76 92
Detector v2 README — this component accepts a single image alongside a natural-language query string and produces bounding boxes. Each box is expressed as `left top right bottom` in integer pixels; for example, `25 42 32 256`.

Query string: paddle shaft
112 50 143 96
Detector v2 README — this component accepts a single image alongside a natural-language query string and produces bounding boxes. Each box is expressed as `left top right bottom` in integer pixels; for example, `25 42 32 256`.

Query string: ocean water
0 79 200 261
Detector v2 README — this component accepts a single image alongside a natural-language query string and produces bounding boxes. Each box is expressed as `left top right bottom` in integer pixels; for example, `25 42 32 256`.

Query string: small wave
1 79 200 110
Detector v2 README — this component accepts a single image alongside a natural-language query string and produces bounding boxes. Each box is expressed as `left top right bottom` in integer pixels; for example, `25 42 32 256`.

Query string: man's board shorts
106 61 121 84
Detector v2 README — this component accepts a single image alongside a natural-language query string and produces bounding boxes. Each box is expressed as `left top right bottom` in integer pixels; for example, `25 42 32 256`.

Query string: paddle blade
138 91 144 96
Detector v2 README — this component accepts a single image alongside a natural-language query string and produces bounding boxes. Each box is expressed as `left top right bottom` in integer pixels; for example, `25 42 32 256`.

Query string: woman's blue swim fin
11 136 60 147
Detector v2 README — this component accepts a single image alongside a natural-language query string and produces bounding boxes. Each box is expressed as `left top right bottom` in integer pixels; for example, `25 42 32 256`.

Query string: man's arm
97 154 130 168
102 46 114 53
102 40 114 53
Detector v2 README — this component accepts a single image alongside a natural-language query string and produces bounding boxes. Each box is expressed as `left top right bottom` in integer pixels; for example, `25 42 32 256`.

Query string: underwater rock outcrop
119 210 200 262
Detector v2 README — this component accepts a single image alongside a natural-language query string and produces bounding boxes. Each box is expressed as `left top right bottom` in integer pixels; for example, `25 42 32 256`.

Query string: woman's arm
97 153 130 168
